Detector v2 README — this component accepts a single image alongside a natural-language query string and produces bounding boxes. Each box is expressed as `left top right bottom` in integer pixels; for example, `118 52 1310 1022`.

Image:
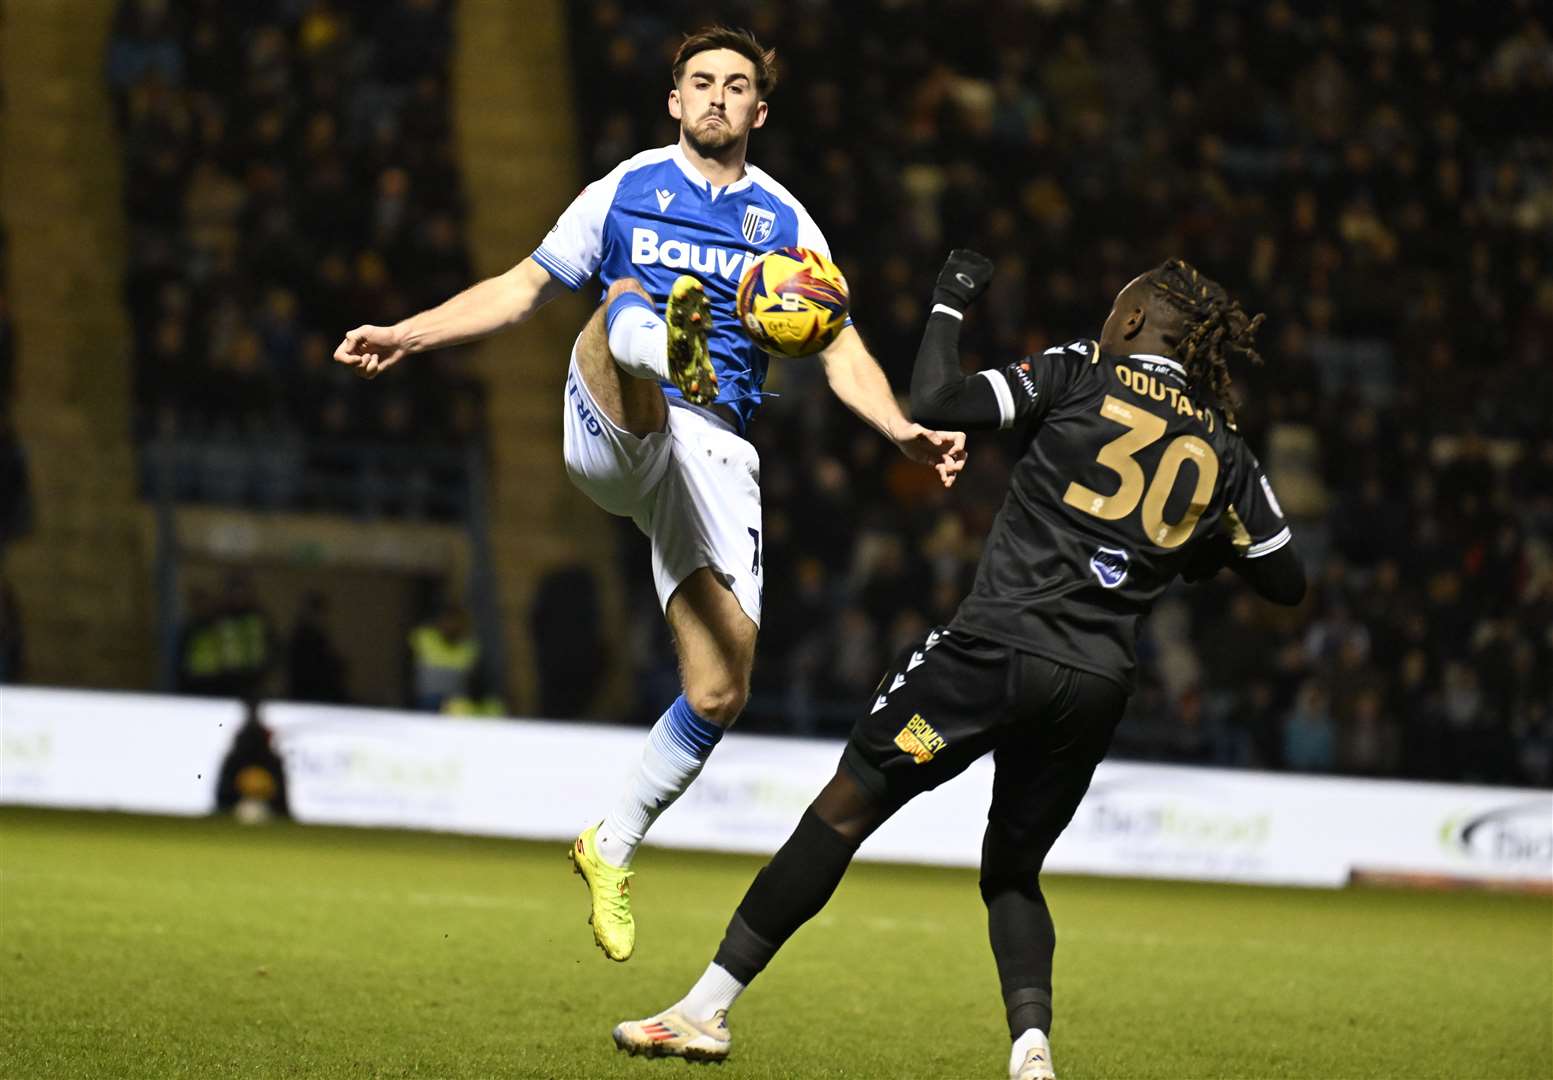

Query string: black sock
712 807 859 984
986 887 1057 1037
1006 986 1053 1040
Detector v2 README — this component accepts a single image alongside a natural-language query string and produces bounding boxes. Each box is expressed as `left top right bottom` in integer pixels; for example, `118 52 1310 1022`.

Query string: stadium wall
2 687 1549 891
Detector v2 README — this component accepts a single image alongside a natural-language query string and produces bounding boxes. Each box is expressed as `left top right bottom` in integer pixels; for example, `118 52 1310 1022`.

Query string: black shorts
842 627 1126 863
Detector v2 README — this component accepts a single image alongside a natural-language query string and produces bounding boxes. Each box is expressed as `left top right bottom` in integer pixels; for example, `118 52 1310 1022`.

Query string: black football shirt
951 339 1291 689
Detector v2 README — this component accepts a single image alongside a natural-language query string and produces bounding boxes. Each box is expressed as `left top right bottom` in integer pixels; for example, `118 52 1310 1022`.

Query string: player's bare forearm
334 257 566 378
819 326 913 441
820 325 967 487
398 258 565 353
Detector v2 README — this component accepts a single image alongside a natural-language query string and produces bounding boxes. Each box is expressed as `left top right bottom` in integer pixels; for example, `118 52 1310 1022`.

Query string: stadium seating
108 0 482 520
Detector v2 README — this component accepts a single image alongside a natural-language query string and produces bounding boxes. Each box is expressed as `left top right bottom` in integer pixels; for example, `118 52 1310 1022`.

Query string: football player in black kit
611 251 1308 1079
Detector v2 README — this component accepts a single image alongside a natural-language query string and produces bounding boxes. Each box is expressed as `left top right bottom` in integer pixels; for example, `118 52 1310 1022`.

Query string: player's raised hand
893 423 968 488
933 249 995 311
334 325 408 379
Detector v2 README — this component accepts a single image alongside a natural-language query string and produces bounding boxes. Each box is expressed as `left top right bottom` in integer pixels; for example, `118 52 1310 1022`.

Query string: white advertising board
2 689 1546 889
0 686 242 815
260 703 1006 866
260 703 1553 889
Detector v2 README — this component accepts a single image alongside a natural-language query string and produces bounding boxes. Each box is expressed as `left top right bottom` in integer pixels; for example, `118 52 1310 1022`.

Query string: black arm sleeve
1181 534 1236 583
1228 542 1307 606
909 311 1005 431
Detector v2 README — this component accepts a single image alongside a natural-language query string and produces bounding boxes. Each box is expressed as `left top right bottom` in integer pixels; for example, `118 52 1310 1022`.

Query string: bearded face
685 108 739 153
670 48 767 156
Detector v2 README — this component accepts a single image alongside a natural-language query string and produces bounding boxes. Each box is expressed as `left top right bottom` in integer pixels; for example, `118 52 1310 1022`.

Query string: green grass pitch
1 808 1548 1079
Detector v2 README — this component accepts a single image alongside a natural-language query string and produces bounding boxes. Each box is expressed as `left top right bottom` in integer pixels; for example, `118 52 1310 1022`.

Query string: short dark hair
672 25 778 98
1144 259 1265 423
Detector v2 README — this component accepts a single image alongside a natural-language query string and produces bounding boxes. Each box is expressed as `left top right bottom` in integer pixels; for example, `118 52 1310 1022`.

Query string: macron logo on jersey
655 188 676 213
631 227 757 281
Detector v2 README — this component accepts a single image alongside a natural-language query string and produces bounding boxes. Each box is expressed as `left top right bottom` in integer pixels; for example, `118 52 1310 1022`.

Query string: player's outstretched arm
819 324 967 489
909 249 1010 432
333 257 568 379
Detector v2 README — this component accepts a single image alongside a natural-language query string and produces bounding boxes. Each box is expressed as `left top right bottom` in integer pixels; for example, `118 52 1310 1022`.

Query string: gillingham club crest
741 205 776 245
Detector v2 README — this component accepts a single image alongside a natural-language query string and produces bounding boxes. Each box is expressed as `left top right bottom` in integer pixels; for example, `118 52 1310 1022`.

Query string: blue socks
659 694 724 759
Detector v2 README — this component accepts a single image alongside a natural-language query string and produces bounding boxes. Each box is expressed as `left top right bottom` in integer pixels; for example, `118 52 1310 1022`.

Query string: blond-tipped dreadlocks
1145 258 1265 423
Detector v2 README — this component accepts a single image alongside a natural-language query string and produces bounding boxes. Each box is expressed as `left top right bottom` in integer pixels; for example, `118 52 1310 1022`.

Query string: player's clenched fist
333 325 408 379
933 248 995 311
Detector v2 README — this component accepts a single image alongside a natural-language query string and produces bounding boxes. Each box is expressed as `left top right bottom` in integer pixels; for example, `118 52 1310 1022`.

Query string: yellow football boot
568 824 635 961
613 1008 731 1063
665 275 716 406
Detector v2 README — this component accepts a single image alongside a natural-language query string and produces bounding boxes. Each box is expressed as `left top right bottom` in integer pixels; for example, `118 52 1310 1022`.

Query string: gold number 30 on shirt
1062 395 1219 549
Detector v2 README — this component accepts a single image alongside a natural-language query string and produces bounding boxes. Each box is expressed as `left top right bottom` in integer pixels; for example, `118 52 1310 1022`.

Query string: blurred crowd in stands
570 0 1553 787
107 0 480 516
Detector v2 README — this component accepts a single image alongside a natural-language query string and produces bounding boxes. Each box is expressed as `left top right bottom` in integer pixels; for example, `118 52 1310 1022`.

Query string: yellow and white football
735 247 850 358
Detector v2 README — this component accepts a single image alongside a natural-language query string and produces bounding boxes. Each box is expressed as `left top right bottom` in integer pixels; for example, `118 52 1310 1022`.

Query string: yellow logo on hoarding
893 714 945 764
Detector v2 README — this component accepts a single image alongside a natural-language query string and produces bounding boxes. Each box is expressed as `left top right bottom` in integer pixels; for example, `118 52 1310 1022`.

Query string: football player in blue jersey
333 26 966 962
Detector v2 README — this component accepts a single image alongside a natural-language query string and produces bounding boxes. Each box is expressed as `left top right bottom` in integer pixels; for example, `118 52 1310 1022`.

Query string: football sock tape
1005 987 1054 1041
712 807 859 983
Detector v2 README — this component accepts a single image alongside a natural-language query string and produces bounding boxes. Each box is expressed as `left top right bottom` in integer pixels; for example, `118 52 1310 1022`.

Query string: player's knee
980 866 1041 905
685 681 746 727
980 823 1046 902
605 277 649 303
812 768 890 844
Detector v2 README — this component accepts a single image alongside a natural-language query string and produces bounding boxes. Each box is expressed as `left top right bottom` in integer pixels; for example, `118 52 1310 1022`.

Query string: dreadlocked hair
1144 258 1265 423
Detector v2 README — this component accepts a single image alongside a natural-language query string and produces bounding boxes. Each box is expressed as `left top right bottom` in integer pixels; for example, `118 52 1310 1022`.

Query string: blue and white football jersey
532 144 837 434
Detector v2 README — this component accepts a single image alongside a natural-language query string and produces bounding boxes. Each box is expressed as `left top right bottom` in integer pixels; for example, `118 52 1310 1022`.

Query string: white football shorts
561 349 763 627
